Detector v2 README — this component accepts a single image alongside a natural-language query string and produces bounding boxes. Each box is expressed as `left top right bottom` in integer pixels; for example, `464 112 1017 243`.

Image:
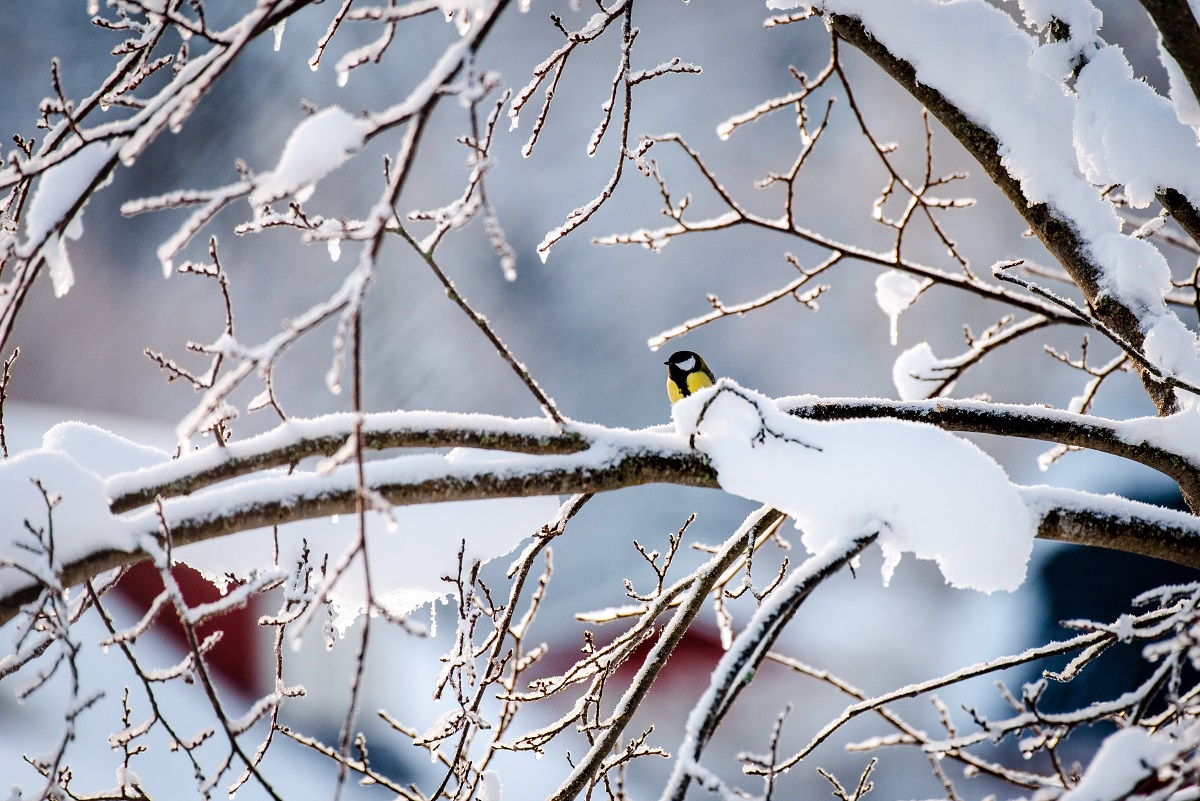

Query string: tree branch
109 391 1200 519
107 412 587 514
1139 0 1200 130
781 395 1200 506
6 426 1200 628
1130 1 1200 247
547 506 782 801
824 11 1179 415
661 533 877 801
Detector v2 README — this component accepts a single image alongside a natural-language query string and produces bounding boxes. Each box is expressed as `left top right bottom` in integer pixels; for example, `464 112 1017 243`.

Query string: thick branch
112 395 1200 517
825 11 1179 415
1157 187 1200 248
781 396 1200 506
1022 485 1200 569
107 412 587 514
1 444 715 627
1139 1 1200 247
1140 1 1200 125
7 444 1200 629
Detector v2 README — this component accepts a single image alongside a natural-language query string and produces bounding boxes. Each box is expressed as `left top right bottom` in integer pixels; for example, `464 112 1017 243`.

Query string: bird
665 350 716 403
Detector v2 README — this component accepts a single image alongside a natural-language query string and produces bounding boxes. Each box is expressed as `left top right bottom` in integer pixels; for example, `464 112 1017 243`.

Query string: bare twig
391 222 566 424
0 346 17 459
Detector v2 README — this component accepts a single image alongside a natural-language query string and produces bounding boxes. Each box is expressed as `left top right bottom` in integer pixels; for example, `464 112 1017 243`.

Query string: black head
665 351 701 372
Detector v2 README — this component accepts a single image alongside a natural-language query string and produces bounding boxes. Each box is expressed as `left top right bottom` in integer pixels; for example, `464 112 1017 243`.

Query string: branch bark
109 397 1200 518
1022 485 1200 569
782 396 1200 506
1139 0 1200 126
107 412 587 514
1134 1 1200 247
6 423 1200 627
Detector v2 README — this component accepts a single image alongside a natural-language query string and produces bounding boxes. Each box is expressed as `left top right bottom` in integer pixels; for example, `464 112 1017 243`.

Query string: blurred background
1 1 1197 798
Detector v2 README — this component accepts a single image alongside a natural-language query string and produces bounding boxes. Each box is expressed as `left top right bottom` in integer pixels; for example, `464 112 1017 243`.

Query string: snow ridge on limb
4 396 1200 626
659 531 877 801
673 381 1034 592
782 394 1200 505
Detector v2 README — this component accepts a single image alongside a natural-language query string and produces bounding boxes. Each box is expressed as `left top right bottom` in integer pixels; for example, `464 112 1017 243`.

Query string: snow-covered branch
107 412 586 513
821 3 1197 415
659 532 876 801
783 395 1200 506
9 1 1200 795
8 391 1200 632
103 396 1200 522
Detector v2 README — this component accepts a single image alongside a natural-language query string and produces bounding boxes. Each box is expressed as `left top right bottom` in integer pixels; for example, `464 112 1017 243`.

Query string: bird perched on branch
665 350 716 403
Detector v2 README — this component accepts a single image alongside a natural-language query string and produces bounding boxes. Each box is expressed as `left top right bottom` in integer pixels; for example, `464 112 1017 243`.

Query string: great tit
665 350 716 403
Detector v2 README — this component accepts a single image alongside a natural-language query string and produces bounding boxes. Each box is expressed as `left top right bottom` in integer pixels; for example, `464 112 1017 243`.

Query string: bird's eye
677 355 696 371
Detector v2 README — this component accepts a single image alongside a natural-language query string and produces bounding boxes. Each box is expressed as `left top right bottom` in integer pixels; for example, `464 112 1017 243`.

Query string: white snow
1010 0 1102 33
1159 41 1200 130
0 419 178 599
1060 726 1174 801
248 106 370 210
673 382 1034 592
1118 404 1200 465
1020 0 1102 84
0 449 137 598
817 0 1200 390
1073 45 1200 209
23 140 118 247
478 770 503 801
42 421 170 476
873 269 928 345
891 341 945 400
1142 316 1200 380
21 139 119 297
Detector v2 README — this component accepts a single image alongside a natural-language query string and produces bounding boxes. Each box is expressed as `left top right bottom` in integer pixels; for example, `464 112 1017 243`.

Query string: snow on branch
782 394 1200 504
0 1 323 352
674 382 1035 592
6 390 1200 629
102 393 1200 526
599 132 1083 328
819 1 1200 415
106 410 586 513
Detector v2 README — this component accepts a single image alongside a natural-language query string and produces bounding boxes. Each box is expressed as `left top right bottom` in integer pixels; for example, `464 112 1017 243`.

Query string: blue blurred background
1 1 1196 798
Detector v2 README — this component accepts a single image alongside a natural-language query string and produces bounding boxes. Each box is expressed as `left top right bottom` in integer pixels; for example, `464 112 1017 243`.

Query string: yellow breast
668 370 713 403
686 371 714 394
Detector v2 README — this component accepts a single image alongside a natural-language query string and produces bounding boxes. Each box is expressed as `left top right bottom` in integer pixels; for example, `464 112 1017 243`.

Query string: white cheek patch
678 355 696 371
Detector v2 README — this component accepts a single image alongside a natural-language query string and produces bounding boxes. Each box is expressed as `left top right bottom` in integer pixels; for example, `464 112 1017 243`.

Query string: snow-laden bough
672 381 1035 592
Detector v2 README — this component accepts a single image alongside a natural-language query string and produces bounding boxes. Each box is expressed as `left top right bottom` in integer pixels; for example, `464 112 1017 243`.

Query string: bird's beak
663 360 669 365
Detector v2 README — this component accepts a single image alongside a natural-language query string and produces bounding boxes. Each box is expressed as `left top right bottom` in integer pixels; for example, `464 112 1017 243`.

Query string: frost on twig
650 252 837 351
9 3 1200 798
520 2 703 262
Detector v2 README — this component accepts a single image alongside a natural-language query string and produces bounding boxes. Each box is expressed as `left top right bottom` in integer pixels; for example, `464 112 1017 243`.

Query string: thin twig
391 221 566 424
